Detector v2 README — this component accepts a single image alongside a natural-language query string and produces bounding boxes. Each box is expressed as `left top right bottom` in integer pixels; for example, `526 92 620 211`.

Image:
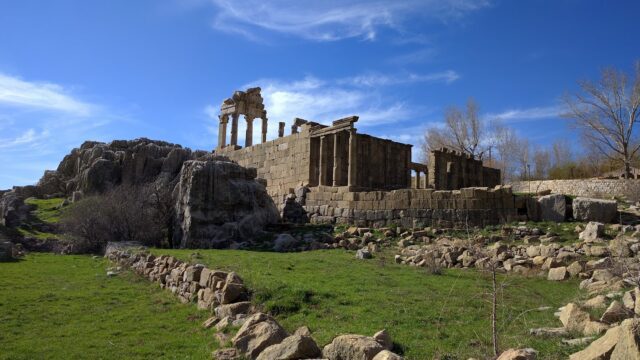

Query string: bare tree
551 140 572 168
564 61 640 178
492 123 521 182
532 148 551 179
421 98 487 160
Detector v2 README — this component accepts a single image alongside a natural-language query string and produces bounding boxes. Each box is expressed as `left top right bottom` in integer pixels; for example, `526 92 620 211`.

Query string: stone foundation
303 186 518 228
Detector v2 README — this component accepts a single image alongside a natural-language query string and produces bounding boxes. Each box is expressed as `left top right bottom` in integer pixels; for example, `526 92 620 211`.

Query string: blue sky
1 0 639 188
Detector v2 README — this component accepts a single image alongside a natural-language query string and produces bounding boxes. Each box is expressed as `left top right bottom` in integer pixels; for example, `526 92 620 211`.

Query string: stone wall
428 148 500 190
217 128 312 203
303 185 517 228
510 179 640 202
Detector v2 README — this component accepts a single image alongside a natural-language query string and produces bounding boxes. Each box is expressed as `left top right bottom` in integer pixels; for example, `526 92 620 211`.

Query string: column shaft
333 132 341 186
245 117 253 147
347 129 357 187
218 116 228 149
319 136 327 186
261 118 268 143
230 114 239 146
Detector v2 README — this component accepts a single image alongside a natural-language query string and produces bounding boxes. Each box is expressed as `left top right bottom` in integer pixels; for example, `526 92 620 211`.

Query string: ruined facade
214 88 508 227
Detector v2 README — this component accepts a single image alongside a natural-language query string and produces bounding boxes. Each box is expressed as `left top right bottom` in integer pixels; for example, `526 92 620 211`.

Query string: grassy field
156 248 586 359
0 199 589 359
0 253 212 360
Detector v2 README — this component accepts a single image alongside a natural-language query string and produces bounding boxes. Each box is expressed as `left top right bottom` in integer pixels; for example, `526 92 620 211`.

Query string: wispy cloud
208 0 491 42
0 73 94 116
341 70 460 87
0 73 120 188
486 105 565 123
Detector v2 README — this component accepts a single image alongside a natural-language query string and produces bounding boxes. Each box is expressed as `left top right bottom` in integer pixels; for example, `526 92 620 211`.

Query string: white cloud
341 70 460 87
0 73 94 116
486 105 564 123
208 0 490 41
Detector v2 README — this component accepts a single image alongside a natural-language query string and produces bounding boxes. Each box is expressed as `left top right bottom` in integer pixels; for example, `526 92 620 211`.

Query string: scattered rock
212 347 240 360
559 303 590 333
600 300 631 325
548 267 569 281
496 348 537 360
529 327 567 337
569 322 621 360
579 222 605 242
255 334 321 360
373 329 393 350
356 248 372 260
372 350 404 360
232 313 288 359
322 334 385 360
215 302 252 319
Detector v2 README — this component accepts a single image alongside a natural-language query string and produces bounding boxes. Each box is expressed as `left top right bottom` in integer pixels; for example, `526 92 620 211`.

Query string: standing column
217 115 228 149
230 113 239 146
319 136 327 186
261 118 268 143
333 132 342 186
278 122 285 138
347 128 357 187
245 117 254 147
416 170 421 189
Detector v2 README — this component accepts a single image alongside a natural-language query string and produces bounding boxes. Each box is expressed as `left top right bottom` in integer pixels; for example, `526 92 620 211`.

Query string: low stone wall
303 186 518 228
509 179 640 202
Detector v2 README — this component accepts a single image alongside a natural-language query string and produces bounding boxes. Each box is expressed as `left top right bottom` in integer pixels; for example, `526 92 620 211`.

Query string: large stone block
538 194 566 222
573 197 617 223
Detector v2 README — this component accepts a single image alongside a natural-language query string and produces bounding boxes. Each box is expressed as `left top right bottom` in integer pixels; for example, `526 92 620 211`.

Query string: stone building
214 88 510 227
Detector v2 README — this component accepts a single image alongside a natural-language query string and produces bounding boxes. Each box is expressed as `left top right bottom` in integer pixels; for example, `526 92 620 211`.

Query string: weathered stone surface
559 303 590 332
569 324 620 360
220 272 246 304
0 191 29 228
496 348 537 360
232 313 288 360
529 327 568 337
255 334 321 360
373 329 393 350
610 319 640 360
580 222 605 242
372 350 404 360
538 194 566 222
322 334 385 360
356 248 372 260
584 295 608 309
573 197 617 223
215 301 252 319
212 347 240 360
0 240 15 262
635 287 640 316
272 233 298 252
548 266 569 281
600 300 631 325
173 159 280 248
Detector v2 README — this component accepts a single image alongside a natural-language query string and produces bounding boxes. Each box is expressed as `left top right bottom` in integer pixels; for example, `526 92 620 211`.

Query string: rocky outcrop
0 190 29 227
41 138 206 196
570 318 640 360
173 157 279 248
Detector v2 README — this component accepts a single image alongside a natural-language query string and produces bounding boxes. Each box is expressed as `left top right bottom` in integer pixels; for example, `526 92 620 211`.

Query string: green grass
14 197 67 240
155 248 586 359
24 197 66 224
0 253 213 360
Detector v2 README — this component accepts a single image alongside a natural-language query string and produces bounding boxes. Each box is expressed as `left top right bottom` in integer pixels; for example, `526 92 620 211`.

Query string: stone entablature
303 185 517 228
218 87 268 149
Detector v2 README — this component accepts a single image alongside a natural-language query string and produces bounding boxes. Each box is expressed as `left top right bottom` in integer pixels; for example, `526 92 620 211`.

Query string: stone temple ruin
214 87 509 229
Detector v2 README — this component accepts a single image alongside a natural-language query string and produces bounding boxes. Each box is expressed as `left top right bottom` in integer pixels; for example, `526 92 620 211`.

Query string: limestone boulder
610 318 640 359
373 329 393 350
356 248 372 260
569 325 620 360
214 301 252 319
0 191 29 228
538 194 566 222
255 334 321 360
272 234 299 252
372 350 404 360
600 300 631 325
232 313 288 360
580 222 605 242
548 267 569 281
173 159 280 248
322 334 385 360
496 348 537 360
559 303 591 332
573 197 617 223
0 240 16 262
